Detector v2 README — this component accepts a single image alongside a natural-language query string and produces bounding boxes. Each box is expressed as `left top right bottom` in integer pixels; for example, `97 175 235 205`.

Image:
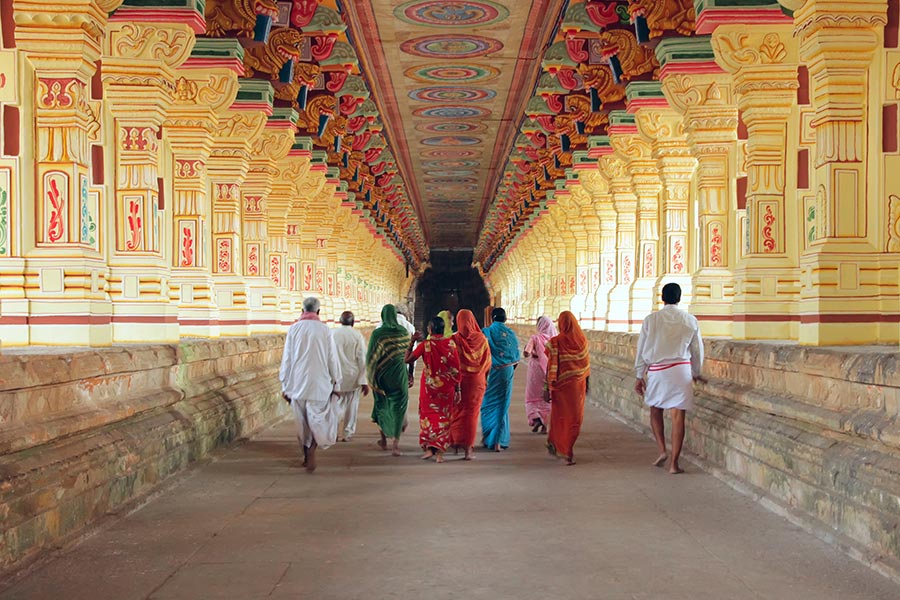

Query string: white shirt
634 304 703 379
280 317 342 400
332 325 368 392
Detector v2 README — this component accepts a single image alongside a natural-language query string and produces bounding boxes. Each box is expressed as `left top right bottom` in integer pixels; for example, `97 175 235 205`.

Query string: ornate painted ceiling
342 0 566 250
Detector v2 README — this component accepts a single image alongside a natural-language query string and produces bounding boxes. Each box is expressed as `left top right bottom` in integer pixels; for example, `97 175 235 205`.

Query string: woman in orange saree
546 311 590 465
450 309 491 460
405 315 461 463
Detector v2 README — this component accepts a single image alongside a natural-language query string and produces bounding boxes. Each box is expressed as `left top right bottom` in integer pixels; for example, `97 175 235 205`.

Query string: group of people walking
280 282 703 475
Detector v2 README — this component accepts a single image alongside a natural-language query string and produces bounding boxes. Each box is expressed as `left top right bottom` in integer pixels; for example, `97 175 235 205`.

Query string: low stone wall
0 336 288 572
511 325 900 577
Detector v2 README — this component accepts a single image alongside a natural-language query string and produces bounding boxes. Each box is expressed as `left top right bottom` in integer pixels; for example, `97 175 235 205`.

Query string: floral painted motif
46 173 66 243
180 225 194 267
302 262 313 291
710 225 723 266
270 255 282 286
315 268 325 293
604 259 615 284
643 245 653 278
289 264 297 291
672 239 684 274
79 177 96 246
0 171 8 255
247 244 259 276
126 198 143 251
216 238 232 273
622 255 632 285
762 205 776 252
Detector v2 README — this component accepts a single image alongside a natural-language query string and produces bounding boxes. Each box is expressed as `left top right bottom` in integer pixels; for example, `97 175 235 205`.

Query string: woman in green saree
367 304 411 456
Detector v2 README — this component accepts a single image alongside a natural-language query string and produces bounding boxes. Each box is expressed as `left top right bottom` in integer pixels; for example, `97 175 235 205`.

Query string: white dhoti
291 396 339 449
336 389 361 440
644 361 694 410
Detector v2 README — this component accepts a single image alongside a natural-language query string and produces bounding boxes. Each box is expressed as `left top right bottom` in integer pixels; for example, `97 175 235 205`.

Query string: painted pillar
8 0 123 346
579 167 614 329
165 41 241 337
102 15 198 343
629 82 696 311
600 153 636 332
609 111 661 330
658 37 739 337
713 25 802 341
786 0 894 344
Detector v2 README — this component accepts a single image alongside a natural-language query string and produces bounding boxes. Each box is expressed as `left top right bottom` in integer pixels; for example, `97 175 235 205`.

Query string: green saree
367 304 410 439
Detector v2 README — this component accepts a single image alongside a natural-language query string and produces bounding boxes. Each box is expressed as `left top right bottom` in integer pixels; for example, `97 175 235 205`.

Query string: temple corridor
2 371 899 600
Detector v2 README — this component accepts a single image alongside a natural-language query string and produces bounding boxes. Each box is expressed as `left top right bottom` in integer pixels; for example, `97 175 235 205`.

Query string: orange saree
450 310 491 450
546 311 590 461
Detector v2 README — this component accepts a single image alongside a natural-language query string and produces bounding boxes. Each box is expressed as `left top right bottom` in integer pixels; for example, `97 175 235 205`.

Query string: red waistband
648 361 691 372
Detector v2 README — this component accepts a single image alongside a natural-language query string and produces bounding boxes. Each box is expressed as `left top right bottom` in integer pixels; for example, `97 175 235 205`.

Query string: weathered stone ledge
0 336 288 572
511 325 900 577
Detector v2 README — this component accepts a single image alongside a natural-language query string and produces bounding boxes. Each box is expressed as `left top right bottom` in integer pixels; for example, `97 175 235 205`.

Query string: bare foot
653 454 668 467
493 443 502 453
435 454 444 464
420 450 435 460
669 463 684 475
565 457 576 466
305 450 317 473
464 448 475 461
377 436 387 451
391 442 403 457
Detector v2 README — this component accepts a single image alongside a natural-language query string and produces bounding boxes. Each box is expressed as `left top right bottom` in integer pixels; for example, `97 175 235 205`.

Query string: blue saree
480 321 521 449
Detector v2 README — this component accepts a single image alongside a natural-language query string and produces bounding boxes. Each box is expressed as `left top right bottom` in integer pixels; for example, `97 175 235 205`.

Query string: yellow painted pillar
579 169 615 329
269 148 309 327
567 186 594 326
102 19 196 343
599 154 636 332
8 0 123 346
713 25 802 341
207 109 266 337
661 70 740 336
633 105 697 311
165 65 240 337
242 122 294 334
784 0 894 344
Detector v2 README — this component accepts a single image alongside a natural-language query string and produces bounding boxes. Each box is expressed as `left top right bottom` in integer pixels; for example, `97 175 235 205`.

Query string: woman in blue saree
481 307 520 451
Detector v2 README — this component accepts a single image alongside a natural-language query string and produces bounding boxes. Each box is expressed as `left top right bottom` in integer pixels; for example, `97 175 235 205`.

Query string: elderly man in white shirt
280 297 342 473
332 310 370 442
634 283 704 475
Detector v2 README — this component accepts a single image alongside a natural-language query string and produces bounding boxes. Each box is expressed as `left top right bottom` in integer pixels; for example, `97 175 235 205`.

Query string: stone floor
2 371 899 600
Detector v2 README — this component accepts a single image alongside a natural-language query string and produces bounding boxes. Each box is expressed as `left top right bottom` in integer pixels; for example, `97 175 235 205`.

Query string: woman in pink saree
523 316 557 433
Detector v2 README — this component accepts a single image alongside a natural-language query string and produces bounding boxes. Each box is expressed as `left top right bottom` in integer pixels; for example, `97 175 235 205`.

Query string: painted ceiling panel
343 0 566 249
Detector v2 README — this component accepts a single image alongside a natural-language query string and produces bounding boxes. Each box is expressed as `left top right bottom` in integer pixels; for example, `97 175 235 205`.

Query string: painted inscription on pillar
216 238 232 273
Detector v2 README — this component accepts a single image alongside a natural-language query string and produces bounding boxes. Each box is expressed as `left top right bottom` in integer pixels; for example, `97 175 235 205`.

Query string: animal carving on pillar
298 94 336 135
206 0 279 38
274 61 321 108
244 28 304 79
594 30 658 81
629 0 695 39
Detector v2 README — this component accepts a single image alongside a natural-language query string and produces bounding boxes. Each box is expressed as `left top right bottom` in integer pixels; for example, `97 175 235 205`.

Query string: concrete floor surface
2 371 899 599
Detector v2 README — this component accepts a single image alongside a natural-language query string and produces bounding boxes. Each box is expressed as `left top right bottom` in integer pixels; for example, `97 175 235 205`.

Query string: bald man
332 310 370 441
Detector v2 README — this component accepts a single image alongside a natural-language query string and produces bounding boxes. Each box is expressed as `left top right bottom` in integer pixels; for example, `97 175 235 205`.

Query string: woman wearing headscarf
366 304 411 456
480 307 520 451
450 309 491 460
405 315 461 463
523 316 557 434
434 310 454 337
546 311 590 466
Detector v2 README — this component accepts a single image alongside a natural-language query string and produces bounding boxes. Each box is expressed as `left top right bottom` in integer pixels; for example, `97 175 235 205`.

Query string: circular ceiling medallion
422 159 480 168
409 86 496 102
421 149 481 158
400 35 503 59
405 64 502 84
413 105 492 119
424 169 477 177
395 1 509 27
421 136 481 146
418 121 485 134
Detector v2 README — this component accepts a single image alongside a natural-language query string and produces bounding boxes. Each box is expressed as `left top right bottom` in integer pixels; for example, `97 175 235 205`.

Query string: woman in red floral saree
405 315 461 463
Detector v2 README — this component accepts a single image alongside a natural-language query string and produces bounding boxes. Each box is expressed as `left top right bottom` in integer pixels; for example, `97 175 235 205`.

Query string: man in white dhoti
280 297 342 473
332 310 370 442
634 283 704 474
